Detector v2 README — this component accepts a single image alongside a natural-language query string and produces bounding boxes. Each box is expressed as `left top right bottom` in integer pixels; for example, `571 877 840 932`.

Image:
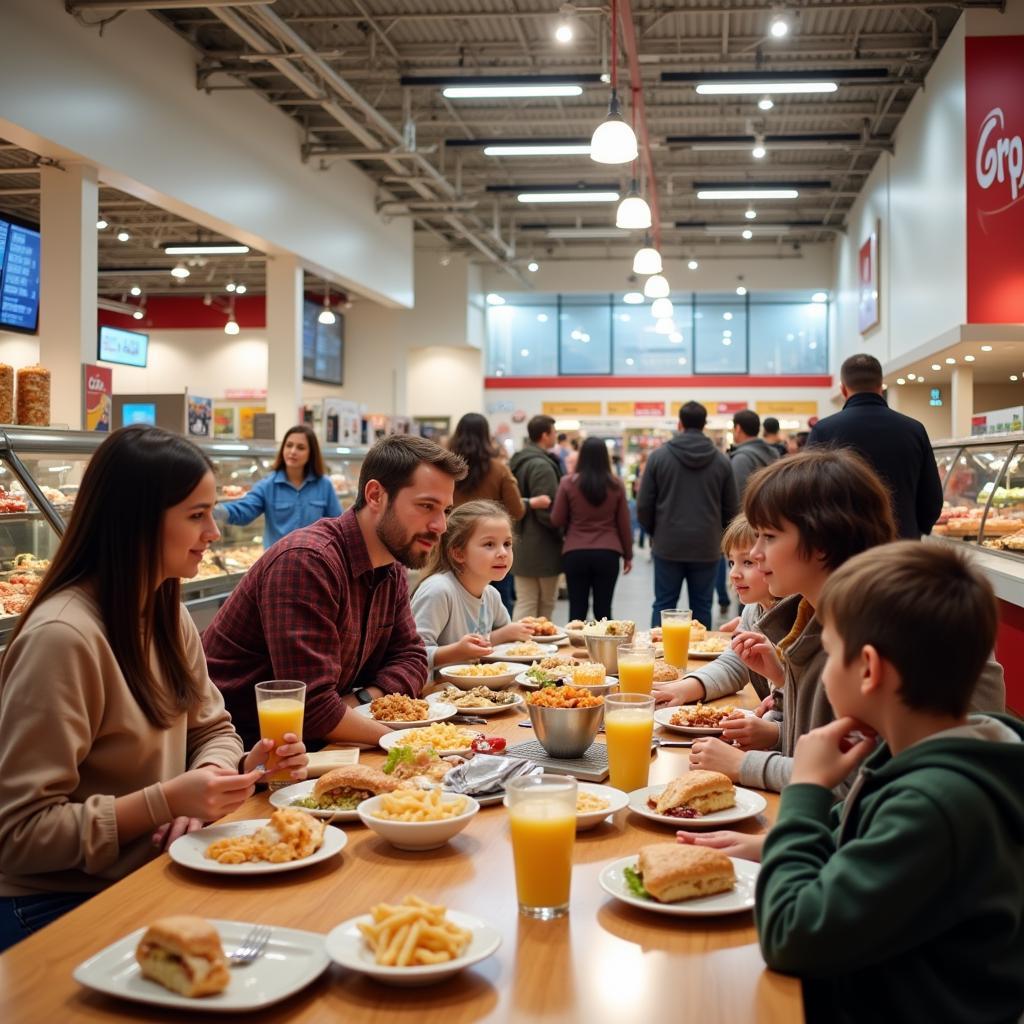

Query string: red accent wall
484 375 832 389
996 598 1024 716
98 295 266 331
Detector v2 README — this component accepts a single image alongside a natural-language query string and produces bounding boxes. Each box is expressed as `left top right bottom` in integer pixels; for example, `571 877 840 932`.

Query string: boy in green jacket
756 541 1024 1023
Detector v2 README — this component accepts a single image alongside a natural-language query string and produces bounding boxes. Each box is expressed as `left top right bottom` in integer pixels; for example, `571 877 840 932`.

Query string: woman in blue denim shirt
216 426 342 547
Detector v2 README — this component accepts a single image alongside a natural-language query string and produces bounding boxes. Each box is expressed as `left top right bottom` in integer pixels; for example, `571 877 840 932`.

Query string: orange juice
257 697 304 782
605 709 654 792
509 802 575 910
661 620 692 669
617 659 654 695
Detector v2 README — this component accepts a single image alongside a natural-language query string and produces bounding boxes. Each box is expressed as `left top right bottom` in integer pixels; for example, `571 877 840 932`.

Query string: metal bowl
584 631 635 675
526 701 605 759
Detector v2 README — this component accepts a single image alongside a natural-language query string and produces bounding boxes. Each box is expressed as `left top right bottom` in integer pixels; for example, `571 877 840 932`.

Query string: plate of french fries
324 895 501 986
357 788 480 850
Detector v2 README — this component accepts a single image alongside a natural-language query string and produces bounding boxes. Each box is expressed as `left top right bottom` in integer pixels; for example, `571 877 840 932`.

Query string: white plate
324 909 500 986
503 781 627 830
169 819 348 874
529 631 568 644
426 690 524 716
439 663 520 689
599 855 759 916
378 725 481 758
654 706 753 736
73 920 329 1012
351 701 457 729
483 642 559 664
627 784 768 829
515 670 617 691
687 647 726 660
269 780 364 822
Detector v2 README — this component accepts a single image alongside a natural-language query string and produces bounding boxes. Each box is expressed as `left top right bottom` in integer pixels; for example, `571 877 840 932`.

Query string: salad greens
382 747 418 774
622 866 650 900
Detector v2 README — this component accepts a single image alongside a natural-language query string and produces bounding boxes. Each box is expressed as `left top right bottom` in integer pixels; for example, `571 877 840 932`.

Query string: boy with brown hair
755 541 1024 1023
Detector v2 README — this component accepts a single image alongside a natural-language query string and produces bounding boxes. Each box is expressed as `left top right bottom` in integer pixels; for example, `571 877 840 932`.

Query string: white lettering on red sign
975 107 1024 203
86 374 106 392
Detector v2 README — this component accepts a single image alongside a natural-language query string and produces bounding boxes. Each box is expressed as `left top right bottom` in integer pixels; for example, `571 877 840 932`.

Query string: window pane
612 302 693 374
694 295 747 374
560 300 611 374
748 301 828 374
486 303 558 376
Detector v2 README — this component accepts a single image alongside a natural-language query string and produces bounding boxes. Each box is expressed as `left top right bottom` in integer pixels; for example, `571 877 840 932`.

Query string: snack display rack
0 428 368 644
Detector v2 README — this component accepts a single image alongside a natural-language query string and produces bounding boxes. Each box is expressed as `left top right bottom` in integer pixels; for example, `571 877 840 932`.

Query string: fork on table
228 924 272 967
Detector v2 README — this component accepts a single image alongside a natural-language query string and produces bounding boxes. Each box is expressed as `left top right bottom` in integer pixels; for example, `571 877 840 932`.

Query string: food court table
0 686 802 1023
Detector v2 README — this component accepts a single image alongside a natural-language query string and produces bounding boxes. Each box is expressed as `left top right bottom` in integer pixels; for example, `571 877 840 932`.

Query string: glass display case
0 429 369 644
932 433 1024 556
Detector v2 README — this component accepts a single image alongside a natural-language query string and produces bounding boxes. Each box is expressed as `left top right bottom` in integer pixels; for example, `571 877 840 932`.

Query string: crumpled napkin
442 754 541 795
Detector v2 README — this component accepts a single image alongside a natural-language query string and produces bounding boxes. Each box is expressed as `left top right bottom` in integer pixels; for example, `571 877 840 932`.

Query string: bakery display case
931 434 1024 552
0 428 370 643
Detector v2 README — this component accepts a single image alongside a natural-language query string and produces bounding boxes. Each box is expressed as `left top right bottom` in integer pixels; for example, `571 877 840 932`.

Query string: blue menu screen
0 217 41 333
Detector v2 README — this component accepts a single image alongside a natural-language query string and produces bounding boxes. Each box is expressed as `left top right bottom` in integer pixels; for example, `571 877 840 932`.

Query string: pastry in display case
322 446 365 510
931 435 1024 552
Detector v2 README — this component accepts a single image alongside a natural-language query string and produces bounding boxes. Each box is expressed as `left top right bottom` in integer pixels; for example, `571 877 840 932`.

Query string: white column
38 163 98 429
264 253 303 438
950 364 974 438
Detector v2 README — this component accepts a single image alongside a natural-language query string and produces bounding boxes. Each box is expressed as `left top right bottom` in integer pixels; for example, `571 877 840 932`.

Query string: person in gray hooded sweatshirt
637 401 739 630
730 409 779 497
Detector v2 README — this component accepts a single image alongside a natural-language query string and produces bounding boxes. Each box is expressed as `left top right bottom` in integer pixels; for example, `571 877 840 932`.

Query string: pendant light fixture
224 297 239 336
616 178 652 229
643 273 670 299
651 297 673 319
590 0 638 164
318 281 337 326
632 236 662 275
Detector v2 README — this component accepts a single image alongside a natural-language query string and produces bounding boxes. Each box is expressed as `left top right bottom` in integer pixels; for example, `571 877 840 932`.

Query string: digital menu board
0 215 41 334
302 300 344 385
98 325 149 368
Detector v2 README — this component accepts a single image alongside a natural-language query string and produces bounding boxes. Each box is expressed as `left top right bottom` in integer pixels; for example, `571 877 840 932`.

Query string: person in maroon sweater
551 437 633 621
203 435 466 747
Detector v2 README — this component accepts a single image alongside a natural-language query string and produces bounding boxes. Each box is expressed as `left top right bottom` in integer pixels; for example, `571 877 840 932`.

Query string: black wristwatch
354 687 374 705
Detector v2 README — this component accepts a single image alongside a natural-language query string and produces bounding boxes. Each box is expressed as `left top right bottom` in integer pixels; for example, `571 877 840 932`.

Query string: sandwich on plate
623 844 736 903
650 769 736 819
135 915 230 997
293 765 401 811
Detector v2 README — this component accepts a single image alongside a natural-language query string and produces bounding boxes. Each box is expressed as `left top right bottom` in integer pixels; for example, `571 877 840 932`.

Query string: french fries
370 788 469 822
358 895 472 966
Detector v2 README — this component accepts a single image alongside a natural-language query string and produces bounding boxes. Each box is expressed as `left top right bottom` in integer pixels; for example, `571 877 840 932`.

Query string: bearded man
204 435 466 746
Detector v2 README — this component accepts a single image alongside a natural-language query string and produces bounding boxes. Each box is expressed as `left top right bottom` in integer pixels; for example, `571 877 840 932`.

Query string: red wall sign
966 36 1024 323
633 401 665 417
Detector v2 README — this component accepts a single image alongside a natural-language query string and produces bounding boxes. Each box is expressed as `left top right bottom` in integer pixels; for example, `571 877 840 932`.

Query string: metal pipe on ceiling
69 0 273 10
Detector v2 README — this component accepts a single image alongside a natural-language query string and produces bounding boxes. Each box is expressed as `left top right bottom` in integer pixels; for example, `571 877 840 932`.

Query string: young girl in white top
411 500 534 674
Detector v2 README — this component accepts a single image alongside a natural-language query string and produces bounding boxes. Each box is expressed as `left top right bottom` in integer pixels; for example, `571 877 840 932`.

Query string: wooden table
0 686 802 1023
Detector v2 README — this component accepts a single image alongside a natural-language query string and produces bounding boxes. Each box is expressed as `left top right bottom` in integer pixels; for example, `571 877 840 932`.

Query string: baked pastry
636 844 736 902
652 662 680 683
654 770 736 816
310 765 400 808
135 916 230 997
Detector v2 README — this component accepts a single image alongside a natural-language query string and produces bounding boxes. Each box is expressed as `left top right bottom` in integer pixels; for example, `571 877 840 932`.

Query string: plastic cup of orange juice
616 644 655 695
660 609 693 669
507 773 577 919
255 680 306 790
604 692 655 793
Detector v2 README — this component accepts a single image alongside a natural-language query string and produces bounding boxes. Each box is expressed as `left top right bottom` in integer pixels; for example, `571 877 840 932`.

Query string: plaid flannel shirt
202 509 428 744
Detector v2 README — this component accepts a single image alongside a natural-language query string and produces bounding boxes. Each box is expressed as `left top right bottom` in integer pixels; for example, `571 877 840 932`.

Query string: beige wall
974 383 1024 415
407 347 483 427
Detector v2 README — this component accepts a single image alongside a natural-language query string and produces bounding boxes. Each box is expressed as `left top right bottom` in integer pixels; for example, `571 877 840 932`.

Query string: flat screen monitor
0 214 41 334
121 402 157 427
98 325 149 368
302 300 344 386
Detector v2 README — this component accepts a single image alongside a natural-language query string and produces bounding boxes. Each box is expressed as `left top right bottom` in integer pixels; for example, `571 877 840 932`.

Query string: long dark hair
272 425 326 478
7 426 214 728
448 412 497 493
576 437 617 506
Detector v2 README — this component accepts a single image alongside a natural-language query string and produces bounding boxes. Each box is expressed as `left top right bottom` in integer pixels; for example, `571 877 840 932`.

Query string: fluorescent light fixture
643 274 670 299
486 293 506 305
616 185 652 230
165 244 250 255
655 318 675 335
811 291 828 303
224 318 240 336
742 229 754 239
623 292 645 304
697 81 836 95
633 246 663 275
698 188 799 199
484 144 591 156
546 227 628 238
758 96 774 110
651 298 674 319
170 263 190 279
527 260 540 272
129 285 142 297
981 345 993 351
444 85 582 98
736 286 748 296
518 191 619 203
687 259 699 270
590 90 638 165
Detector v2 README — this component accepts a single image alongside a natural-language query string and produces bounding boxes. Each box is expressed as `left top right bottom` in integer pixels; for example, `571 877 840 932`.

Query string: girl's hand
730 630 785 685
163 765 264 822
244 733 308 781
720 711 780 751
688 737 744 780
676 829 766 863
753 694 775 718
453 633 494 661
492 622 534 644
152 816 203 851
529 494 552 510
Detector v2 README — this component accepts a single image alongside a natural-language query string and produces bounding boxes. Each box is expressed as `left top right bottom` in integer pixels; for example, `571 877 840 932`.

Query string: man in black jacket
808 354 943 538
637 401 738 629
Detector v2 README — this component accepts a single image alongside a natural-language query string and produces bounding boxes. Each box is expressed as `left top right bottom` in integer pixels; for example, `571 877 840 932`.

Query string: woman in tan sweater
0 426 307 951
448 413 550 615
